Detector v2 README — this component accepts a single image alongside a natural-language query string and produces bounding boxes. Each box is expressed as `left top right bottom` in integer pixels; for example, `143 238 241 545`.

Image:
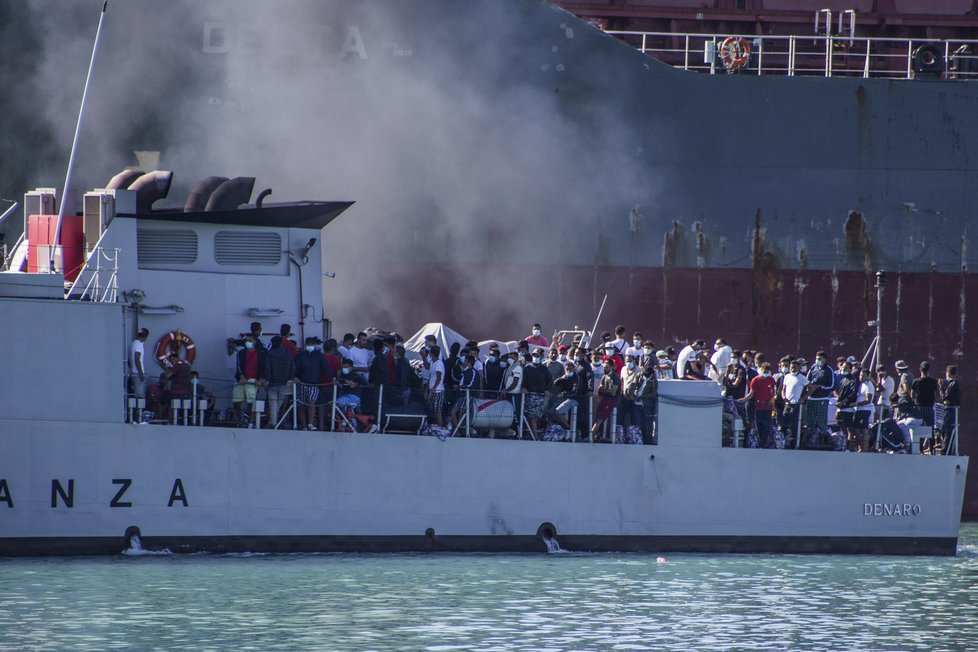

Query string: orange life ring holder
156 330 196 367
719 36 750 71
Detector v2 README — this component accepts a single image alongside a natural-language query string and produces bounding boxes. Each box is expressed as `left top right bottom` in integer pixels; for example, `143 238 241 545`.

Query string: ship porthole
536 522 557 540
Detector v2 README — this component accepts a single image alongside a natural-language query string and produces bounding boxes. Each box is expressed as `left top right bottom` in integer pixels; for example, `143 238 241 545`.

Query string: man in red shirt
741 361 777 448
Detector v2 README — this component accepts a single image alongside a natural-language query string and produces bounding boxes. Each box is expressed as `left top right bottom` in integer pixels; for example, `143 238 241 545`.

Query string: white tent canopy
402 322 521 361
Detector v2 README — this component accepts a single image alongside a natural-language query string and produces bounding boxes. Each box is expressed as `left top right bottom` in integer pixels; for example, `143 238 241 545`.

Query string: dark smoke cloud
3 0 662 339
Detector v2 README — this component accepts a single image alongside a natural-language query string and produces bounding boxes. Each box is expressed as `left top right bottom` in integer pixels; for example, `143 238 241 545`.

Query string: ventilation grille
137 229 198 265
214 231 282 266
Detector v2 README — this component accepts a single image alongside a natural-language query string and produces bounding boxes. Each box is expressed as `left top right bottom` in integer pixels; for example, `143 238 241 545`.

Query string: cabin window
137 228 198 266
214 231 282 266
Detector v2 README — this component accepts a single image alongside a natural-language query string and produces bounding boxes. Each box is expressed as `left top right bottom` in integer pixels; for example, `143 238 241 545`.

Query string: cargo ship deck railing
606 30 978 80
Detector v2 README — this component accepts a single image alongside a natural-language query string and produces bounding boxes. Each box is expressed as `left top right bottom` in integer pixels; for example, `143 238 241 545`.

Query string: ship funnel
183 176 229 212
105 168 144 190
205 176 255 212
128 170 173 214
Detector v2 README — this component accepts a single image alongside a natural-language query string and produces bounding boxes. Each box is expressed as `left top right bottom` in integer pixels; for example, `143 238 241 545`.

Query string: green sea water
2 525 977 651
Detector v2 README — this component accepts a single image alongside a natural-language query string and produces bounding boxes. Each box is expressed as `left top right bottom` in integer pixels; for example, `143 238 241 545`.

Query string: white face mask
633 340 641 347
532 329 541 336
780 366 789 374
627 362 636 370
305 345 315 353
500 360 509 368
559 355 567 363
532 357 541 364
245 341 255 350
566 371 574 378
761 372 771 378
488 355 497 363
801 365 809 373
643 347 653 355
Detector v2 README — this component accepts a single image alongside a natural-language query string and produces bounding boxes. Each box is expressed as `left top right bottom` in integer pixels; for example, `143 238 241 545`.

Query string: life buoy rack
719 36 750 72
156 330 196 367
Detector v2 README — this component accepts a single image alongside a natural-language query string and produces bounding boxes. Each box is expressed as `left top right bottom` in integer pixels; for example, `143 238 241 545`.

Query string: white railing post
789 36 796 76
518 392 525 440
684 34 690 70
864 38 871 78
570 404 578 442
825 35 833 77
795 405 803 449
907 39 913 79
710 37 717 75
641 33 647 54
377 384 384 433
465 389 472 438
171 398 181 425
952 408 959 456
294 382 300 431
191 377 198 424
756 37 763 75
588 395 594 443
610 407 618 443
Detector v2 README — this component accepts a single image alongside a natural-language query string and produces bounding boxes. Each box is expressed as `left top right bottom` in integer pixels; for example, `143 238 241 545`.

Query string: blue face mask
488 356 497 363
532 357 541 364
500 361 509 369
245 341 255 350
342 368 350 375
566 371 574 378
305 346 315 353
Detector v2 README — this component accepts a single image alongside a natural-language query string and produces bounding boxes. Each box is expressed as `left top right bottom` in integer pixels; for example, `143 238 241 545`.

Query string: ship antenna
51 1 109 274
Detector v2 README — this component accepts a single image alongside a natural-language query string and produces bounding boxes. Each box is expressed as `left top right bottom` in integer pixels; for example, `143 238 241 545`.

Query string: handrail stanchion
465 389 472 438
570 404 578 442
789 36 796 76
795 404 803 450
864 38 871 78
641 32 647 54
191 378 198 425
684 34 690 70
756 37 763 75
588 395 594 444
293 382 299 431
518 392 525 440
710 37 717 75
377 384 384 434
171 399 180 425
611 407 617 444
825 35 833 77
907 39 913 79
952 408 959 456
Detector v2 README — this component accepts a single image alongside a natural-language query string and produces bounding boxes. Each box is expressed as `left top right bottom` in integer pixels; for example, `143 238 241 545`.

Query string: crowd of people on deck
127 321 961 453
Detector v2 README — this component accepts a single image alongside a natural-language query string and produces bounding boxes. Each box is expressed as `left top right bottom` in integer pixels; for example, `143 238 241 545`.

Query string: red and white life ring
719 36 750 72
156 330 196 367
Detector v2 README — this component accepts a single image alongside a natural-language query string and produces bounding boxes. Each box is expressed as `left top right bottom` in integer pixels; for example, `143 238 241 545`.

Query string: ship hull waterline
0 419 966 557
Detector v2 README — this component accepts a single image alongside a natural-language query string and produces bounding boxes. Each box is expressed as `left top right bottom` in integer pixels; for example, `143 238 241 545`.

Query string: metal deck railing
606 30 978 80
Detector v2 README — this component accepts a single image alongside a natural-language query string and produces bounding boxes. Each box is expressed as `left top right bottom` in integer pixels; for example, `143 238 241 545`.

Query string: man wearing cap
655 350 675 380
894 359 913 415
603 342 624 374
526 324 549 348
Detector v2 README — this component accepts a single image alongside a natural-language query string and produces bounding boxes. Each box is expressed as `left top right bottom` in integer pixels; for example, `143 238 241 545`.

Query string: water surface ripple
2 526 977 651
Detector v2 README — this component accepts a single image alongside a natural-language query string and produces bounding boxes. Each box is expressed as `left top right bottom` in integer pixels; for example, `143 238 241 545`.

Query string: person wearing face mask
548 361 583 432
335 359 368 425
804 350 835 445
591 356 621 440
233 335 267 427
590 350 606 395
522 349 552 439
710 339 732 384
637 364 659 444
655 350 675 380
625 332 645 361
368 338 390 389
449 355 480 428
484 345 505 393
556 345 571 366
639 340 656 369
545 347 563 383
603 343 624 374
263 335 296 429
526 323 549 348
294 337 331 431
574 349 593 396
773 355 793 430
740 361 776 448
620 354 645 434
780 359 809 448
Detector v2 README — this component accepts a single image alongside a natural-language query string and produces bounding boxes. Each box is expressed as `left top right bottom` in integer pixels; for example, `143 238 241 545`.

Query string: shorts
298 383 320 405
551 398 577 417
524 393 545 418
232 380 258 404
853 410 871 429
336 394 361 410
837 410 854 428
427 391 445 415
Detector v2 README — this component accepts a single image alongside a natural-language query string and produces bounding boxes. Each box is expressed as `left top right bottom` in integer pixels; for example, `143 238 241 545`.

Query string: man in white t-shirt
675 339 706 378
426 345 445 426
709 338 732 384
347 332 373 373
853 367 877 452
609 325 628 357
625 331 645 361
876 364 895 418
129 328 150 399
780 359 809 447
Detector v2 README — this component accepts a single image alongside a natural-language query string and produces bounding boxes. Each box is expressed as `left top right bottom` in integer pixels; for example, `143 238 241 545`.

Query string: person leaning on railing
263 335 296 429
294 337 331 431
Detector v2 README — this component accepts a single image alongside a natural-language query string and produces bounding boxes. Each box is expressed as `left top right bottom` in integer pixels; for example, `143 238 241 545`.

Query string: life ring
719 36 750 72
156 330 196 367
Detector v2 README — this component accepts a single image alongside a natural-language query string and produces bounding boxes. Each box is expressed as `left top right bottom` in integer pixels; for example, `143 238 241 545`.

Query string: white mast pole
51 1 108 273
